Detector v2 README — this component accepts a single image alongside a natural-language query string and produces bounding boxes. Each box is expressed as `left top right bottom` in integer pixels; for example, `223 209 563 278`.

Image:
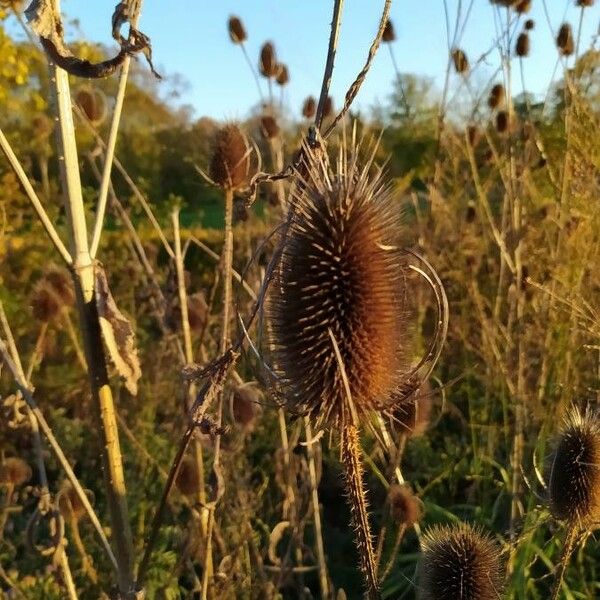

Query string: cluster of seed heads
418 522 504 600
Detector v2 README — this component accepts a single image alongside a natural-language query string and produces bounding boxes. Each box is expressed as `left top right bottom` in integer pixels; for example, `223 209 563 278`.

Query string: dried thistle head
75 87 107 126
451 48 469 74
418 523 504 600
302 96 317 120
260 115 280 139
391 381 433 438
388 484 423 527
228 16 247 44
259 42 278 78
382 19 396 43
275 64 289 86
557 23 574 56
547 407 600 526
31 282 62 322
176 457 201 496
487 83 505 109
209 124 252 191
265 142 411 427
516 32 530 57
0 457 32 486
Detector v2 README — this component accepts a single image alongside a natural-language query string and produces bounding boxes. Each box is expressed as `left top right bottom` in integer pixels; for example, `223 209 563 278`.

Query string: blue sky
11 1 600 120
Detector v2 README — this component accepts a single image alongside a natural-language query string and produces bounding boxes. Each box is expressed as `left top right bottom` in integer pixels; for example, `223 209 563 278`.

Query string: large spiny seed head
418 523 504 600
557 23 574 56
266 145 409 427
0 457 32 486
228 16 247 44
259 42 278 78
302 96 317 119
548 407 600 525
382 19 396 43
209 124 251 191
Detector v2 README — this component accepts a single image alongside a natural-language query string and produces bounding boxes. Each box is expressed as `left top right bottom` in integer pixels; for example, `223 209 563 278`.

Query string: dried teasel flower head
576 0 594 7
44 266 74 307
32 114 53 139
276 64 289 86
516 32 530 57
382 19 396 43
388 484 423 527
75 87 107 126
524 18 535 30
58 483 95 522
302 96 317 119
231 385 260 431
260 115 280 139
418 522 504 600
488 83 505 109
466 124 480 148
228 15 247 44
187 292 208 332
391 380 433 437
0 457 32 486
451 48 469 74
322 95 334 119
31 282 62 322
495 110 509 134
547 407 600 526
265 140 412 427
557 23 574 56
515 0 531 12
259 41 278 78
209 124 252 191
175 457 201 496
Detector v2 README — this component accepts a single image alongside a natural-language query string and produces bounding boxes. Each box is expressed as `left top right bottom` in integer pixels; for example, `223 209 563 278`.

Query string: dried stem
550 527 579 600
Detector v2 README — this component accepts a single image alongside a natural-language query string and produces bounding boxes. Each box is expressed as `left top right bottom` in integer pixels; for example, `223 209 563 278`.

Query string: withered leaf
95 264 141 395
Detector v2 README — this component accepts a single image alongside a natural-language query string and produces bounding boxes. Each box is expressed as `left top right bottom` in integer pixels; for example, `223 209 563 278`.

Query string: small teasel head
495 110 509 134
31 282 62 322
557 23 574 56
487 83 505 109
515 0 531 12
75 87 107 126
524 18 535 30
265 140 411 427
44 266 74 307
58 483 94 522
451 48 469 74
228 16 247 44
547 407 600 526
260 115 280 140
0 457 32 487
390 380 433 438
176 457 201 496
388 484 423 528
382 19 396 43
302 96 317 119
576 0 594 7
231 385 261 431
418 522 504 600
516 32 530 57
259 41 278 78
275 64 289 86
209 124 252 191
322 95 334 119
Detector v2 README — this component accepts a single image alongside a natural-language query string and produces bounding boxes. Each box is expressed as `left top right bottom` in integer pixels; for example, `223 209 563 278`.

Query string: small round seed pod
228 16 247 44
418 522 504 600
31 282 62 322
209 124 251 191
515 0 531 13
451 48 469 74
260 115 280 139
387 484 423 527
516 32 530 57
495 110 509 134
75 88 107 126
391 382 432 438
0 457 32 486
548 408 600 525
44 266 74 307
231 385 260 431
488 83 505 109
322 95 334 119
524 19 535 30
557 23 574 56
175 457 201 496
265 144 410 426
276 64 289 86
382 19 396 43
259 42 278 78
302 96 317 119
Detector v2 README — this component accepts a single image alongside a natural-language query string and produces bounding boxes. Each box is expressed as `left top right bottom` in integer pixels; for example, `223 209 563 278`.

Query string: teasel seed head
576 0 594 7
58 483 94 522
515 0 531 13
451 48 469 74
44 266 74 307
32 114 53 139
31 282 62 322
495 110 509 134
259 41 278 78
418 522 504 600
557 23 574 56
176 457 201 496
231 385 260 431
547 407 600 526
75 87 107 126
382 19 396 43
467 124 480 148
187 292 208 332
265 142 410 427
276 64 289 86
388 484 423 527
488 83 505 109
209 124 252 191
228 16 247 44
323 95 334 119
260 115 280 139
302 96 317 119
0 457 32 486
516 32 530 57
524 18 535 30
391 381 432 438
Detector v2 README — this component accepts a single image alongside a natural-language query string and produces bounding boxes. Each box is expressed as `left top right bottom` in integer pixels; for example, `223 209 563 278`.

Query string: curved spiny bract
418 522 504 600
548 407 600 526
266 144 409 428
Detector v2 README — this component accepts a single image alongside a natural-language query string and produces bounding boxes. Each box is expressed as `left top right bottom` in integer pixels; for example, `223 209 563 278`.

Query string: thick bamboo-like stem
201 188 234 599
341 422 380 600
47 14 134 593
304 418 330 599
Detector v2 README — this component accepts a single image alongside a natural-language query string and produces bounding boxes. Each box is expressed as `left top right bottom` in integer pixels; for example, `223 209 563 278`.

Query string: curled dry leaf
94 264 142 396
268 520 291 565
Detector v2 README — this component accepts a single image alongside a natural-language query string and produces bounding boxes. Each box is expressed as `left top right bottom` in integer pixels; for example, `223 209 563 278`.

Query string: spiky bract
548 407 600 526
418 522 504 600
266 144 408 427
